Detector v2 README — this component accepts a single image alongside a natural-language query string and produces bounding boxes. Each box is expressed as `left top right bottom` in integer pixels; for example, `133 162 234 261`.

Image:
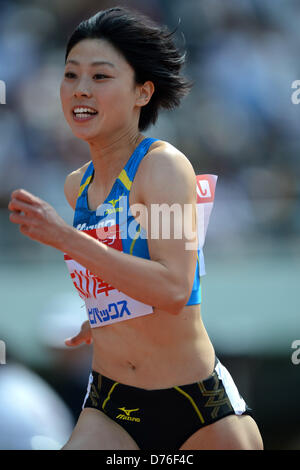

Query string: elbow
163 282 191 315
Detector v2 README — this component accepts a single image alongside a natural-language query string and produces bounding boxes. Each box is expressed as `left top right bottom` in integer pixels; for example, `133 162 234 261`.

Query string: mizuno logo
104 195 125 215
116 407 141 422
108 195 124 208
118 407 139 416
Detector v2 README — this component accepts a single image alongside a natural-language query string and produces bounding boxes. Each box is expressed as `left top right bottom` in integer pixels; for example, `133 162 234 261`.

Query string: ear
135 81 155 107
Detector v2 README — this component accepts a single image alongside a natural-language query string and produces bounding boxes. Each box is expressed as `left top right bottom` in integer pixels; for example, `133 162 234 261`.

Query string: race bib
64 226 154 328
196 175 218 276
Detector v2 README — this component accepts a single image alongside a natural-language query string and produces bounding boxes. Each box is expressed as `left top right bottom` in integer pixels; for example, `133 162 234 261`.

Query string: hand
8 188 71 250
65 320 92 347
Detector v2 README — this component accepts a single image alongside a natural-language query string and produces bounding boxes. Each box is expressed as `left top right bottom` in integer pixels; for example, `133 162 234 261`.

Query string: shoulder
137 140 196 203
64 161 91 210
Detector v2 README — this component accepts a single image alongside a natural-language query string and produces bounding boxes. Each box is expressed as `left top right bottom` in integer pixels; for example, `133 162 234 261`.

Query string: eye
64 72 76 79
93 74 109 80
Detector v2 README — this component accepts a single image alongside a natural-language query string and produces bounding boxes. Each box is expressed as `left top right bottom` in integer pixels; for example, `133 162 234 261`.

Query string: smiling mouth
72 107 98 121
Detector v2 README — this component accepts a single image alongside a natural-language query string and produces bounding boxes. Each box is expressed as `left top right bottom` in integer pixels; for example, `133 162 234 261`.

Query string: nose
73 78 92 98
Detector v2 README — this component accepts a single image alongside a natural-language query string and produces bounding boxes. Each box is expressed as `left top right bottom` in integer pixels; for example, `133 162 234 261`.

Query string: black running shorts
82 358 252 449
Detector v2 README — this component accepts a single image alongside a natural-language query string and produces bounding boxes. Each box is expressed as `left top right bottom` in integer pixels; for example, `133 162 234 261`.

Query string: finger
10 211 26 223
8 198 38 214
19 224 33 237
11 189 40 205
64 334 83 347
9 211 34 225
64 338 77 347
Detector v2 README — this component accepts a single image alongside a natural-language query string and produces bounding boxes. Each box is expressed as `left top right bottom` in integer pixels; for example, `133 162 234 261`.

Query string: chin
70 118 108 142
70 125 102 142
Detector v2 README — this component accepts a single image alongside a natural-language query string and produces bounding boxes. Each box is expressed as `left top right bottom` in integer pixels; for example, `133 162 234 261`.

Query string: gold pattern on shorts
98 374 102 392
88 374 102 407
198 372 233 419
89 382 100 407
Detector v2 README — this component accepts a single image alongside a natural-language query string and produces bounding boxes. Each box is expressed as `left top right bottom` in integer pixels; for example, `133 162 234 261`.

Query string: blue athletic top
65 137 205 328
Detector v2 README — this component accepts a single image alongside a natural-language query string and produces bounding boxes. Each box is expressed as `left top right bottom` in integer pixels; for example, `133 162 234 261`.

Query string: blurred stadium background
0 0 299 450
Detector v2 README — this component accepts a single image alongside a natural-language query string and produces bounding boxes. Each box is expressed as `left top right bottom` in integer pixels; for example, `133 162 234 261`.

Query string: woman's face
60 38 145 142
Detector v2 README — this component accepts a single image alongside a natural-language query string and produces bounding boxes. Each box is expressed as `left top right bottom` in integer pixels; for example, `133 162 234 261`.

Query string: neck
87 130 145 187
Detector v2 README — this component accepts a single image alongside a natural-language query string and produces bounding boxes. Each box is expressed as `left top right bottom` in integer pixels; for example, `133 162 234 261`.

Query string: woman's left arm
8 147 198 315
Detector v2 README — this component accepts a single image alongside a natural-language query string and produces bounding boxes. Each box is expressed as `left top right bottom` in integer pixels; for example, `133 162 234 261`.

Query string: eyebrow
65 59 115 68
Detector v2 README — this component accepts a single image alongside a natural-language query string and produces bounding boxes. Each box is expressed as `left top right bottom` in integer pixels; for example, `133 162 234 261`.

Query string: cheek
60 84 73 124
60 81 65 101
100 84 136 116
60 82 71 110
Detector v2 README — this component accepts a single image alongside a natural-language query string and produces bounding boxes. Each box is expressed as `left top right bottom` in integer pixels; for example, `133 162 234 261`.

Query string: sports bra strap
77 162 94 198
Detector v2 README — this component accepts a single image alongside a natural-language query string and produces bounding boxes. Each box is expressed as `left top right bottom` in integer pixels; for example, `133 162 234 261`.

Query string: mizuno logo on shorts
116 407 141 422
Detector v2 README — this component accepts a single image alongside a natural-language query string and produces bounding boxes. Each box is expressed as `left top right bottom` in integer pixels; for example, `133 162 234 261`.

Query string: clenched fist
8 189 72 250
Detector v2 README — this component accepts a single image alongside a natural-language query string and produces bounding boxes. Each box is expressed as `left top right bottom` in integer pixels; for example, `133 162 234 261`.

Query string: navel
127 361 136 371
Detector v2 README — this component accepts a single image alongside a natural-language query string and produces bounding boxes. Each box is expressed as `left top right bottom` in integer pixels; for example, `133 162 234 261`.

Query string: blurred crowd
0 0 300 450
0 0 299 249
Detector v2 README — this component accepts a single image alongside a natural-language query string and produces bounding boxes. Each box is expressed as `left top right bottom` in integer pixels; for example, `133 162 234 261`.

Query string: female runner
8 7 263 450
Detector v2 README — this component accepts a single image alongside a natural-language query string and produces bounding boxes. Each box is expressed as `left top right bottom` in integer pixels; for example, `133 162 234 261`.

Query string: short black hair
65 6 192 131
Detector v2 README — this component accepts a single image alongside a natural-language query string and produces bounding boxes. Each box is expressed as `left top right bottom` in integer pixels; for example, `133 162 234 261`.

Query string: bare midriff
91 303 216 390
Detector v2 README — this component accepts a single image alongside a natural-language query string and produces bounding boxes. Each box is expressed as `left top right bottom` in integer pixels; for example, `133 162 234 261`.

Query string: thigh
62 407 140 450
179 414 264 450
